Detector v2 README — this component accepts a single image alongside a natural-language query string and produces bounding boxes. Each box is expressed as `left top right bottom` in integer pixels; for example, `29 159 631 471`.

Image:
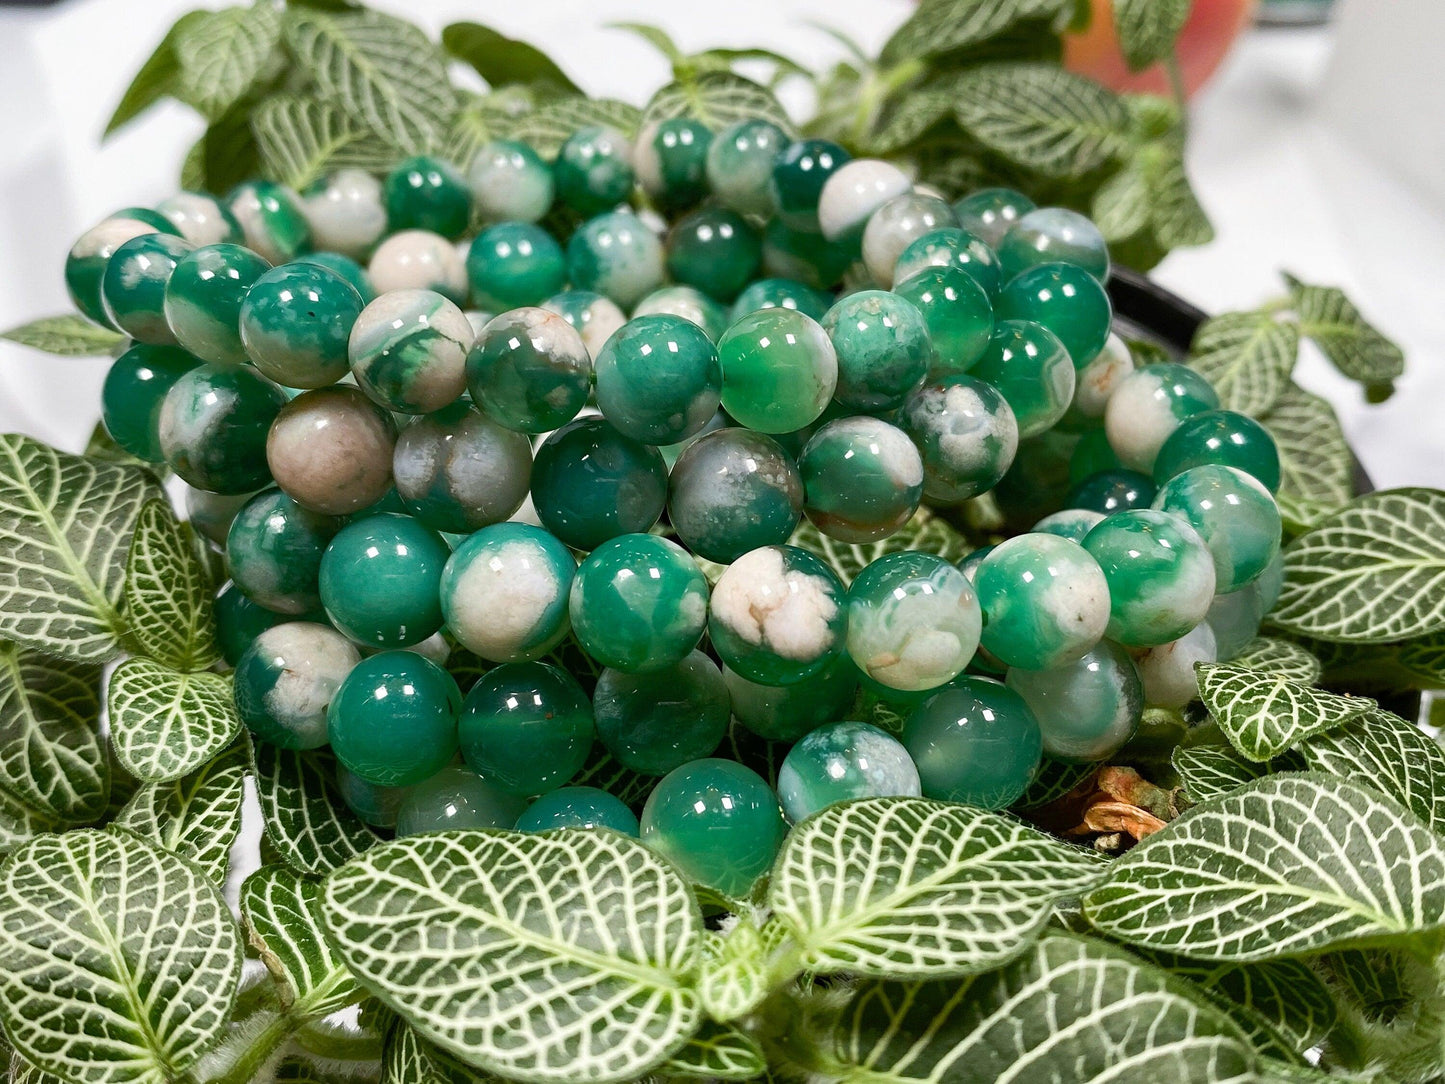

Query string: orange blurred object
1063 0 1257 98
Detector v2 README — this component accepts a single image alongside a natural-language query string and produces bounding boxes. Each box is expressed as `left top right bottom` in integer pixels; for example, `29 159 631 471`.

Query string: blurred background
1 0 1440 485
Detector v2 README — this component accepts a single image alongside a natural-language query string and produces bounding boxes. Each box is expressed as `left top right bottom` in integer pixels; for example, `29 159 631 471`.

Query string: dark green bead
466 307 592 433
823 290 931 413
65 209 180 326
636 117 713 212
594 651 729 775
992 429 1080 528
668 428 803 564
515 786 640 835
894 227 1002 297
893 264 994 376
770 139 850 233
996 262 1113 369
731 276 832 322
996 208 1110 283
318 513 449 648
163 243 271 365
594 314 721 445
239 262 363 388
234 621 360 749
101 344 200 462
295 251 376 304
953 187 1037 248
1153 409 1281 492
466 222 567 310
395 765 527 835
458 662 594 796
566 211 664 309
1069 469 1156 514
724 654 859 741
1068 427 1121 486
215 580 297 666
384 155 472 239
761 220 854 290
158 363 287 493
101 232 195 345
666 208 761 302
902 678 1043 808
227 488 344 615
336 766 408 829
801 417 923 543
530 417 668 550
227 181 312 265
970 319 1075 437
328 651 461 787
554 125 636 216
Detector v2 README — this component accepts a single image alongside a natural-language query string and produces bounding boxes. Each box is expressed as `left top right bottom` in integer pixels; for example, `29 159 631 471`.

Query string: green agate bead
1059 333 1134 432
440 523 574 663
468 139 554 224
1136 622 1218 709
101 232 195 344
554 125 635 216
823 290 931 413
228 488 343 614
632 286 729 342
970 319 1076 438
997 207 1110 283
1069 427 1122 486
1207 582 1265 660
900 374 1019 504
705 118 788 218
725 655 858 742
1256 549 1285 613
515 787 639 835
668 428 803 564
902 679 1042 808
569 534 708 673
101 344 200 462
240 262 362 388
953 187 1037 248
188 486 258 546
297 251 376 304
595 314 721 445
318 513 448 648
801 417 923 543
159 363 287 493
709 545 847 686
817 158 913 244
163 243 271 365
328 651 461 787
641 759 786 897
543 289 627 358
391 401 532 532
566 210 664 309
594 651 730 775
635 117 713 212
395 765 527 835
846 552 982 692
893 265 994 376
771 139 850 233
234 622 360 749
227 181 311 265
215 580 293 666
1153 465 1281 593
466 307 592 433
157 192 242 247
384 155 472 239
266 386 398 516
530 417 668 550
349 289 472 414
777 720 921 823
367 229 468 303
761 221 855 290
301 169 387 260
1031 508 1105 544
718 308 838 434
974 533 1110 670
894 226 1002 297
1104 362 1221 474
458 662 593 795
1153 409 1281 492
1083 509 1217 647
336 766 408 830
1069 469 1156 514
996 262 1113 369
65 209 179 326
731 276 831 322
862 193 958 288
1006 640 1143 762
666 208 761 301
466 222 566 310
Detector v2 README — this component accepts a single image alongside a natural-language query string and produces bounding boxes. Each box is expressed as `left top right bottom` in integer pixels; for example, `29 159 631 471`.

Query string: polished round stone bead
349 289 472 414
554 125 635 216
817 158 912 243
566 210 664 309
894 226 1002 297
731 276 831 322
970 319 1076 438
718 308 838 434
392 401 532 532
1153 409 1281 492
301 168 387 260
997 207 1110 283
458 662 593 795
227 488 343 614
705 118 788 218
328 651 460 787
893 264 994 376
318 513 449 648
668 428 803 564
227 181 311 265
336 766 408 830
1069 469 1156 514
823 290 931 413
543 289 627 358
297 251 375 303
395 764 527 835
240 262 362 388
440 522 574 662
846 552 982 692
187 487 259 548
635 117 713 212
761 220 855 290
159 363 287 493
384 155 472 239
1083 509 1218 647
530 416 668 550
777 721 920 823
101 232 195 344
467 139 554 223
570 534 708 672
367 229 468 303
725 655 858 742
214 580 292 666
899 374 1019 504
953 187 1037 248
595 314 721 445
771 139 850 233
1207 582 1265 660
515 786 640 835
157 192 242 247
1136 621 1218 709
974 533 1110 670
1153 464 1282 593
902 678 1042 808
65 209 179 326
1006 640 1143 762
996 262 1113 369
162 243 270 365
101 344 200 463
633 285 729 342
1069 427 1122 486
1060 333 1134 431
1031 508 1105 544
267 386 397 515
801 417 923 543
1105 362 1222 474
666 208 761 302
710 545 847 686
234 622 360 749
1255 548 1284 613
641 759 787 897
594 651 729 775
466 221 566 310
466 307 592 434
862 193 958 288
993 429 1080 527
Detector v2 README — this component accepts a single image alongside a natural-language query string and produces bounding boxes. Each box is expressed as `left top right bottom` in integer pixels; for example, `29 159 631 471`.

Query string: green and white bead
971 319 1076 438
368 229 468 303
65 208 179 326
705 118 788 219
953 187 1037 247
996 262 1113 369
861 193 957 287
227 487 343 614
1153 464 1282 592
823 289 931 413
900 374 1019 503
718 308 838 434
901 679 1042 808
240 262 362 388
846 552 981 692
593 651 730 775
770 139 850 233
467 307 592 433
159 363 287 493
267 386 397 516
100 232 195 344
102 344 201 463
440 522 574 662
633 117 712 212
296 252 375 304
1061 333 1133 430
392 400 533 532
163 243 271 366
566 210 665 309
731 276 832 322
156 192 242 246
632 285 729 342
892 264 994 375
467 139 554 223
1104 362 1222 473
777 720 921 823
996 207 1110 282
302 169 387 259
466 221 567 310
1135 621 1218 708
1153 409 1281 492
594 313 721 445
227 181 311 264
1031 508 1105 543
668 428 803 564
894 226 1001 297
1082 509 1218 647
973 533 1110 670
349 288 472 414
816 158 912 243
543 289 627 358
234 622 360 749
554 125 635 216
801 416 923 543
1006 639 1143 762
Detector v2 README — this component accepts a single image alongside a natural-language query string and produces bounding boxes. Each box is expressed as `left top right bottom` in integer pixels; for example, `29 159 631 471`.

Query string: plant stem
847 58 926 148
209 1011 300 1084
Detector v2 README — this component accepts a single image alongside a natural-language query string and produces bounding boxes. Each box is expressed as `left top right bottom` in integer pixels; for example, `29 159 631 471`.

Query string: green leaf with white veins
663 1020 765 1080
1298 708 1445 834
108 659 241 783
769 797 1105 979
251 741 380 876
881 0 1070 63
1287 273 1405 388
242 865 363 1016
1259 382 1354 509
252 96 399 192
382 1020 493 1084
1113 0 1191 70
697 921 773 1022
1186 312 1299 418
0 830 241 1084
0 435 163 663
641 73 791 136
323 829 703 1084
1172 743 1278 805
123 500 219 671
1228 637 1322 684
1 314 126 356
1196 662 1372 762
510 97 643 159
174 3 284 120
1084 774 1445 962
